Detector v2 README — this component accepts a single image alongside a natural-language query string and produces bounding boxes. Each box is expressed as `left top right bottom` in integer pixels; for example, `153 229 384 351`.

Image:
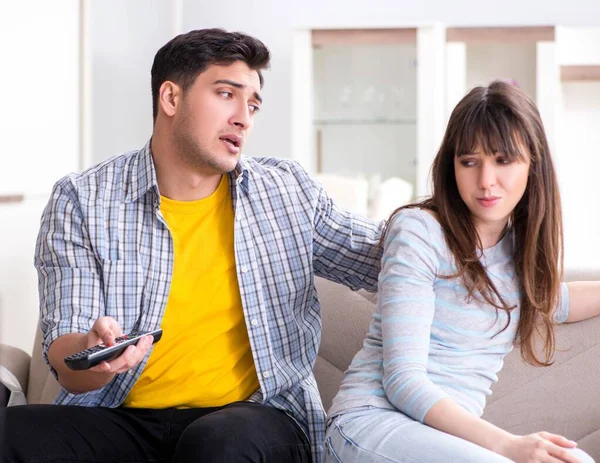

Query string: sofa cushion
0 365 27 406
483 314 600 453
0 343 30 395
28 328 60 405
315 277 377 411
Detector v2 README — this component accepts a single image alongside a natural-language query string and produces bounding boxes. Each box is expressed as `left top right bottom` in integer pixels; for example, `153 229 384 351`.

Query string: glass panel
312 43 418 194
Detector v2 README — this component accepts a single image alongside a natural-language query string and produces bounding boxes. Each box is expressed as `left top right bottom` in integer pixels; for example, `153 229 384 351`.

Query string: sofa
2 273 600 460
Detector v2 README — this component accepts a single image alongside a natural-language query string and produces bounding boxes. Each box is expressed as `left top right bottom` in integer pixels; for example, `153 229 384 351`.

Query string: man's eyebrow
213 79 262 104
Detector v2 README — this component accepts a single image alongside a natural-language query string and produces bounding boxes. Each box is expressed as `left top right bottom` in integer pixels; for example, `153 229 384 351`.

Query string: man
0 29 382 462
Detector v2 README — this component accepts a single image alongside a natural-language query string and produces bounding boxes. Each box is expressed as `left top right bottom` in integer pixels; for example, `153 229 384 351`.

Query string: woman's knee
570 447 596 463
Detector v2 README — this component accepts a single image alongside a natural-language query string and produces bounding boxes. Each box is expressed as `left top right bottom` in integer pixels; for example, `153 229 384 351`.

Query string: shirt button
241 266 249 273
262 371 270 379
236 215 242 222
250 319 258 326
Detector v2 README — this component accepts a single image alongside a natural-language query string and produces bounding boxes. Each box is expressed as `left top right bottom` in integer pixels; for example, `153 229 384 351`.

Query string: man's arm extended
35 180 152 394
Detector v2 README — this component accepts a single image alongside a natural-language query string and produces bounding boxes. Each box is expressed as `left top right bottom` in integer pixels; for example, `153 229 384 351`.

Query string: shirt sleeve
554 282 570 324
379 209 450 422
305 168 384 292
34 178 104 377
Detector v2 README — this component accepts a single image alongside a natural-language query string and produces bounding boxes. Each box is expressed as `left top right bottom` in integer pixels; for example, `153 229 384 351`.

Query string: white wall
0 1 80 353
0 200 49 353
0 1 79 196
88 0 175 165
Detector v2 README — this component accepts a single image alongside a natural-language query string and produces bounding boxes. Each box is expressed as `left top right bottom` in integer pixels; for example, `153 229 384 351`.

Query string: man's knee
174 403 310 463
175 407 265 461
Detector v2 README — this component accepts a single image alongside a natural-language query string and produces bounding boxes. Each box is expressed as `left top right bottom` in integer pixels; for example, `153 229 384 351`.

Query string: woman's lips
477 197 500 208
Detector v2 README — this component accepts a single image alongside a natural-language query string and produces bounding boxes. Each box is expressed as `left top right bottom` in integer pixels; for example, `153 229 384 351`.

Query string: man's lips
219 134 242 148
220 134 242 154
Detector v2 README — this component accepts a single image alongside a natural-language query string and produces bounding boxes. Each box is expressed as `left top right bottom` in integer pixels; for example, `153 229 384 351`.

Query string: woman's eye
461 160 475 167
497 157 511 165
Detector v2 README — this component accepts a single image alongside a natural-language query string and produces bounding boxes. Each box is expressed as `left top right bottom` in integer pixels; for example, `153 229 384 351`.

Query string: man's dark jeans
0 401 311 462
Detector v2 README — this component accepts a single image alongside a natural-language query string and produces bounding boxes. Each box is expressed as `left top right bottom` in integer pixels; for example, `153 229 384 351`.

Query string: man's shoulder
243 156 305 172
53 149 140 200
241 156 313 186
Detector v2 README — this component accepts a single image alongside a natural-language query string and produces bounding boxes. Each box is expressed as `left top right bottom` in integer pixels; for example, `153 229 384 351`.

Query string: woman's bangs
455 106 529 161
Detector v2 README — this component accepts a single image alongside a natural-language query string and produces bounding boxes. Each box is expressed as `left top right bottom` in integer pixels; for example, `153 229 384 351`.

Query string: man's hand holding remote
48 316 154 394
86 317 154 374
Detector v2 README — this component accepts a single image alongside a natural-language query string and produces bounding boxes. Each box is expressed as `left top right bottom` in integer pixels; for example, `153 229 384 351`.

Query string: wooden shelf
0 194 24 204
446 26 555 43
561 65 600 82
314 118 417 126
312 28 417 47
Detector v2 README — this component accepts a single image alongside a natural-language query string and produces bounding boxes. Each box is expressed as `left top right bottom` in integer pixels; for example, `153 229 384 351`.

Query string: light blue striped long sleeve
378 208 449 421
329 208 569 422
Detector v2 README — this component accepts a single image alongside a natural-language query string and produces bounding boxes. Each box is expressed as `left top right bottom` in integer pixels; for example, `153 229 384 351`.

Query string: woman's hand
497 432 581 463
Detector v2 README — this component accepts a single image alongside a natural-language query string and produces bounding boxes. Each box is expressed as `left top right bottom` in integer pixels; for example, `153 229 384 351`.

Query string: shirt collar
124 138 250 203
124 139 159 204
229 157 249 191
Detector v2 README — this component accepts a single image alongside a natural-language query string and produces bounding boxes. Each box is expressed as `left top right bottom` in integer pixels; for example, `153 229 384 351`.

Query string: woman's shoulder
384 207 448 257
383 207 449 273
388 207 444 238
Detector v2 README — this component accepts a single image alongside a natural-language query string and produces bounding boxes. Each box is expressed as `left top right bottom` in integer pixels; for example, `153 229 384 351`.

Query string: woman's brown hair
384 80 563 366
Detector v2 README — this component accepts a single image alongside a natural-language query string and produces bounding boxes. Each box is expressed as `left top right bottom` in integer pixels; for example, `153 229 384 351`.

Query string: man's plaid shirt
35 140 383 461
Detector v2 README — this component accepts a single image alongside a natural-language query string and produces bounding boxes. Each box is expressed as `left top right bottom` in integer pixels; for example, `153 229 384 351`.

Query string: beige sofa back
314 274 600 460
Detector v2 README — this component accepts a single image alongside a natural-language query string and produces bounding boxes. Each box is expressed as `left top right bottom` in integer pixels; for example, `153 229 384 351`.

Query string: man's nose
230 103 251 130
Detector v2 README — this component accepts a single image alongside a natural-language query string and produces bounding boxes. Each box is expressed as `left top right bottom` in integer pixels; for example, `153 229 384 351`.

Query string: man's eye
219 91 233 98
249 104 261 114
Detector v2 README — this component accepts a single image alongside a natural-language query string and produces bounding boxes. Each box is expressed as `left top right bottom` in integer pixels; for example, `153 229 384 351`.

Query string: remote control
64 329 163 371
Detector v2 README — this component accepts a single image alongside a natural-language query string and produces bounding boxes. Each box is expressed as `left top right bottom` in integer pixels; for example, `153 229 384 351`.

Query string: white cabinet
313 41 418 185
554 27 600 270
443 26 600 270
445 27 557 148
292 25 446 219
292 24 600 269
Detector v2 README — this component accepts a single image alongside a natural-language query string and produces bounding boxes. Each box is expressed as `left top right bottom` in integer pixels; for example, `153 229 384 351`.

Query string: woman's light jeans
325 406 595 463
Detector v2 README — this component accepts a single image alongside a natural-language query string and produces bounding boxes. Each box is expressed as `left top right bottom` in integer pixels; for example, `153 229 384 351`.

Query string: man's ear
158 81 181 118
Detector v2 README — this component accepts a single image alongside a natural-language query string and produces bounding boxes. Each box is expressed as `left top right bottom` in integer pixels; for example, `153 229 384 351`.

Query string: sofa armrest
0 343 31 399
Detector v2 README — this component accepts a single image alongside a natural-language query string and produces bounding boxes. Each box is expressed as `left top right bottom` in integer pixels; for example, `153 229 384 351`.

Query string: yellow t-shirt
124 175 259 408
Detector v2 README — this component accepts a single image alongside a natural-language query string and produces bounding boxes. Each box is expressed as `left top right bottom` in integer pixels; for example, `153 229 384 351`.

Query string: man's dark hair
151 28 271 122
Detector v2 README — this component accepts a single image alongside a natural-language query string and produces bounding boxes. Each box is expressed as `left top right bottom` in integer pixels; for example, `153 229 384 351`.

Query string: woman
325 81 597 463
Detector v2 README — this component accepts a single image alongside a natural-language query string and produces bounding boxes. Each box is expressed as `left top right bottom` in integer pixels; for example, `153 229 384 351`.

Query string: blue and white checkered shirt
35 140 383 462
